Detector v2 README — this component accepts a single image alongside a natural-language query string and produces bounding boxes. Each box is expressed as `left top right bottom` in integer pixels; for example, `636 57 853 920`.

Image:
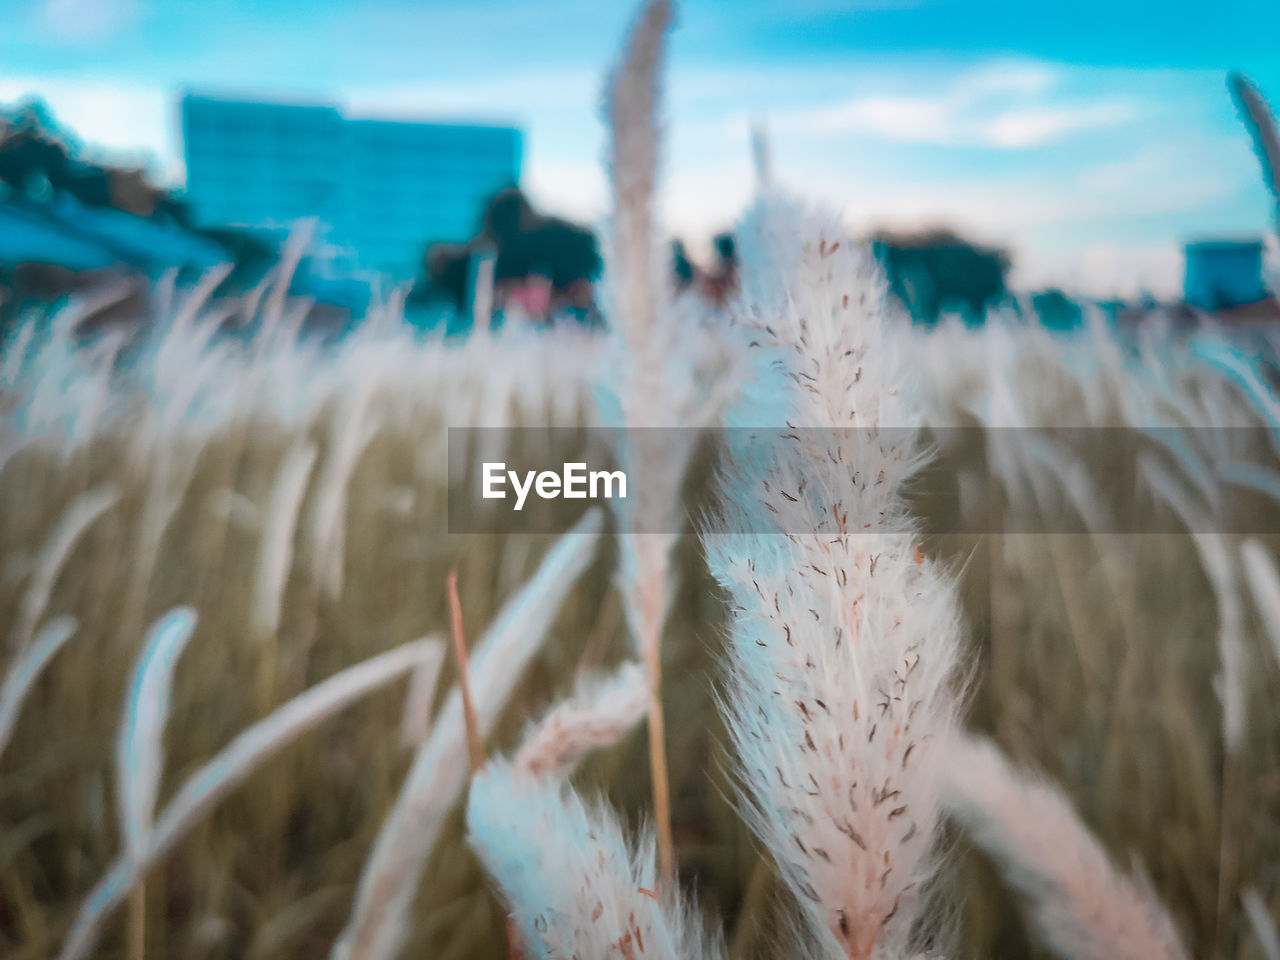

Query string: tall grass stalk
602 0 680 891
117 607 197 960
0 616 77 761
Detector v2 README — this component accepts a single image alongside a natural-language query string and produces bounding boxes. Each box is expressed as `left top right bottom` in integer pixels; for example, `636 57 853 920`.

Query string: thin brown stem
1213 746 1240 960
645 616 675 891
448 569 522 960
126 883 145 960
446 568 484 772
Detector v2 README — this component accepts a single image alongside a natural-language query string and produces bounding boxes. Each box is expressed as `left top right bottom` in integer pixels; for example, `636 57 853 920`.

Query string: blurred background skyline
1 0 1279 298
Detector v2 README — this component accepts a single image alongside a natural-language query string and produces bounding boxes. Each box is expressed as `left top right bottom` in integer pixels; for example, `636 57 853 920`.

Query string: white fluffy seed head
707 197 964 959
942 735 1190 960
468 762 725 960
514 660 650 779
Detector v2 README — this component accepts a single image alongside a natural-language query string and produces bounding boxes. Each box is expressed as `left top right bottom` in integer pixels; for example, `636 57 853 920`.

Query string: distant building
1184 238 1266 311
871 230 1009 324
180 93 522 279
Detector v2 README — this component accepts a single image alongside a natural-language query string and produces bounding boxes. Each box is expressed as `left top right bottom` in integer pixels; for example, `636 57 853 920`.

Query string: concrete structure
180 94 522 278
1184 239 1266 311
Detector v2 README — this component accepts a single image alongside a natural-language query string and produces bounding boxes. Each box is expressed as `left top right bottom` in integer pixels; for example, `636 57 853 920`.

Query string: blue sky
2 0 1278 296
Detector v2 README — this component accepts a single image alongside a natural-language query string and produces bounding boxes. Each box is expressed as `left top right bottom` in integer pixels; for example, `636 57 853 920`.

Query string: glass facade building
180 94 522 278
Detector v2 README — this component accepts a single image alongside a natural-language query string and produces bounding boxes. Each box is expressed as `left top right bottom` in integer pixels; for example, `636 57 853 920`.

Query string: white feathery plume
942 735 1190 960
0 615 77 761
11 486 118 650
207 488 261 530
153 264 234 431
310 379 382 599
311 386 380 593
1229 73 1280 229
116 607 197 862
67 329 127 458
514 660 649 778
259 220 315 353
600 0 743 890
706 199 964 959
604 0 670 352
332 508 604 960
0 313 36 388
1140 453 1247 752
468 761 726 960
398 636 446 750
1242 539 1280 667
251 441 319 638
58 638 435 960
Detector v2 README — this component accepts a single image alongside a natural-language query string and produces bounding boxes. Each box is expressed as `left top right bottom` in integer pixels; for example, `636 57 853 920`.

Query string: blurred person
701 231 737 306
671 238 696 294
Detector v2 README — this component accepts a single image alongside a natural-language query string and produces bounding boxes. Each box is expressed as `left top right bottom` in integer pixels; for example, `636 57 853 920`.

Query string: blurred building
1183 238 1266 311
181 94 523 279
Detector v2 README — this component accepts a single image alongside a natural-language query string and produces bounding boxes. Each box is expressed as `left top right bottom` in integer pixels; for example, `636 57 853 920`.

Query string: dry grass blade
57 638 436 960
11 486 118 649
1141 453 1247 752
117 606 197 862
943 735 1190 960
1241 540 1280 667
310 383 381 599
252 441 318 638
399 636 446 750
0 615 77 761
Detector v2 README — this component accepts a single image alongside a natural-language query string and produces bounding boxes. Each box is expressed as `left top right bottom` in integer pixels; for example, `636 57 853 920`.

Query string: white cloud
775 61 1134 149
0 78 175 181
342 68 599 121
1012 242 1185 300
980 102 1135 149
798 94 955 143
33 0 140 44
